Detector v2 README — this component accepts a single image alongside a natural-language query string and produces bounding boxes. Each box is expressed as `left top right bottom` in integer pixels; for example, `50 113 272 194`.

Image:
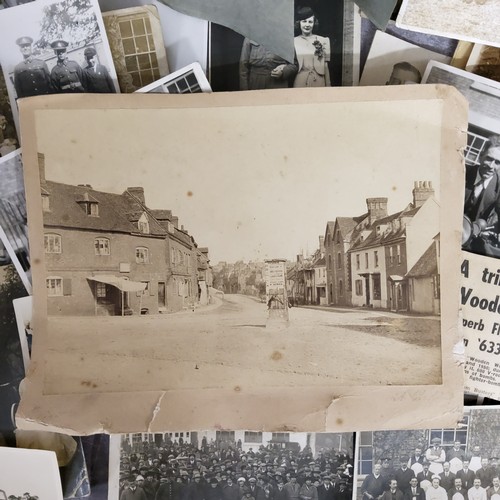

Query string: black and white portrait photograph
0 0 119 132
358 31 450 86
208 0 360 92
137 62 211 94
422 61 500 259
0 447 64 499
354 406 500 500
0 66 18 157
109 431 354 500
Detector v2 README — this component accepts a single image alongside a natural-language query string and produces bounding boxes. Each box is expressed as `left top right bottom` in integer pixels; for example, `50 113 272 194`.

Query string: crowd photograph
115 432 354 500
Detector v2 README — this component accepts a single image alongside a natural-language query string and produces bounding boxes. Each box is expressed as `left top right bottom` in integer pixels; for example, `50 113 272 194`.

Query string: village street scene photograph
30 99 445 395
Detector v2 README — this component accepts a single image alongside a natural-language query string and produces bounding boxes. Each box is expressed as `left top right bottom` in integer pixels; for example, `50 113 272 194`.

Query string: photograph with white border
359 31 450 86
355 406 500 500
0 0 119 133
0 447 64 500
136 62 211 94
109 431 354 500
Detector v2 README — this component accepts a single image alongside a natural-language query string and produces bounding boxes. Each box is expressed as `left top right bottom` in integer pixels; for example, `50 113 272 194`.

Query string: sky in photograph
36 97 443 264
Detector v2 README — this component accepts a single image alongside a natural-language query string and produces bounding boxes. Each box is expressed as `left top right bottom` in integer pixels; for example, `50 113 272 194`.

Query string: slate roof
406 242 438 278
314 256 326 266
349 206 423 252
43 181 166 237
336 217 358 238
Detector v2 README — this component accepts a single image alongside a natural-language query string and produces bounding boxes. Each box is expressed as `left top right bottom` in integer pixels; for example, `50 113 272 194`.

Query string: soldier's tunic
83 63 115 93
50 60 85 93
13 58 52 98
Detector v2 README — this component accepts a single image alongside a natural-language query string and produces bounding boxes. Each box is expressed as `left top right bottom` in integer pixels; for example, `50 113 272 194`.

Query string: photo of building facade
39 153 212 316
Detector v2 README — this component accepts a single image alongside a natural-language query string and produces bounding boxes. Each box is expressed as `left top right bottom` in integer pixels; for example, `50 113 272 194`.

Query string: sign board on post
265 259 288 326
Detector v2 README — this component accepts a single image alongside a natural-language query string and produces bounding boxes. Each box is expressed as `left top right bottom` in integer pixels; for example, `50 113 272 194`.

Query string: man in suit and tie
395 457 416 494
463 136 500 255
317 476 334 500
448 478 467 500
487 476 500 500
456 461 476 490
439 463 456 492
405 477 424 500
275 475 288 500
417 462 433 490
285 475 301 500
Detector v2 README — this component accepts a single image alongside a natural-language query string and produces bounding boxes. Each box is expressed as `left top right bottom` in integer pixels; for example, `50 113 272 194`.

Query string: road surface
43 294 442 395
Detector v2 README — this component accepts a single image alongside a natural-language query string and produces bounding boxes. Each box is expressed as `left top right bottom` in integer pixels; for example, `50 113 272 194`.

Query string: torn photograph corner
16 86 465 435
108 430 355 500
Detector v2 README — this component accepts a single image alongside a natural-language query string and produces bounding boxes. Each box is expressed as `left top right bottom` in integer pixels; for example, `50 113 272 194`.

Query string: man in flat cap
49 40 85 93
82 47 115 93
13 36 52 98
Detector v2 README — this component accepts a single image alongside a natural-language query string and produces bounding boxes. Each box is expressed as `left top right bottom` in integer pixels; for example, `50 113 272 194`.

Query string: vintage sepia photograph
466 44 500 84
0 66 18 156
208 0 360 91
137 62 211 94
16 88 465 432
109 431 355 500
103 5 169 93
354 406 500 500
0 447 64 499
0 0 119 132
422 61 500 259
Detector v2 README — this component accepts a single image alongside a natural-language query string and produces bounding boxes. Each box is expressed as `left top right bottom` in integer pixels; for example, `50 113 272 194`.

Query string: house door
158 281 166 309
364 275 371 306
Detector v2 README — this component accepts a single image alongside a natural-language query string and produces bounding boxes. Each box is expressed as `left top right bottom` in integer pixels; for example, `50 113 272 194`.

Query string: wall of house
332 235 351 306
351 246 387 308
167 237 196 312
409 277 439 315
44 227 168 315
405 198 440 271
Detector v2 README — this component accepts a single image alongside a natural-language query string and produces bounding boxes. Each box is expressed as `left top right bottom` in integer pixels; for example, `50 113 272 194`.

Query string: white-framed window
46 276 63 296
374 251 379 267
355 279 363 296
397 245 401 264
94 237 110 256
358 432 374 475
136 247 149 263
356 254 360 270
389 247 393 264
365 253 369 269
44 233 62 254
465 132 488 165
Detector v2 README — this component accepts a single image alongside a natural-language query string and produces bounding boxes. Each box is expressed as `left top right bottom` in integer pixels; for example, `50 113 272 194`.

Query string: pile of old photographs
2 0 500 499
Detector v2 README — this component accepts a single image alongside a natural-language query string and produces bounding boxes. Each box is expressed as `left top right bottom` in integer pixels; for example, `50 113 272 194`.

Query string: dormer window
41 193 50 211
77 192 99 216
138 213 150 234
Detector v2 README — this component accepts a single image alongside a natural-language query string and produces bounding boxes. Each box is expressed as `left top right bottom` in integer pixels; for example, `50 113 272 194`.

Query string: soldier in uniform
13 36 52 98
49 40 85 93
82 47 115 93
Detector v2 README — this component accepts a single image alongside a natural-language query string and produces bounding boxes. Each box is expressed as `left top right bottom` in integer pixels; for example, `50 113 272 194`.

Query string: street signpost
264 258 289 326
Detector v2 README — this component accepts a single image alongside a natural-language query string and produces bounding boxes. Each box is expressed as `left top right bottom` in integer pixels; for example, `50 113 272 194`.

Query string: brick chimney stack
412 181 435 208
127 187 145 204
37 152 46 185
366 197 388 225
172 216 179 229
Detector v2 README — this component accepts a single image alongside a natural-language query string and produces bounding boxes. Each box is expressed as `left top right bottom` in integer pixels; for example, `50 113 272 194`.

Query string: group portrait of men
118 436 354 500
12 35 116 99
361 439 500 500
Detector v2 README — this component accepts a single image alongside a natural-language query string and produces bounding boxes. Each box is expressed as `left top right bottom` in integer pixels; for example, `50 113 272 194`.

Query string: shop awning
388 275 404 282
87 275 147 292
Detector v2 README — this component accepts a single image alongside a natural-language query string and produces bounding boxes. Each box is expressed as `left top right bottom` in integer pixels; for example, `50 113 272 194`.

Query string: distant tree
34 0 100 51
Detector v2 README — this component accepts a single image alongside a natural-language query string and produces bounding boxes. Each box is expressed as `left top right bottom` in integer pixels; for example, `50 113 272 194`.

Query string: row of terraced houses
287 181 440 315
39 153 213 316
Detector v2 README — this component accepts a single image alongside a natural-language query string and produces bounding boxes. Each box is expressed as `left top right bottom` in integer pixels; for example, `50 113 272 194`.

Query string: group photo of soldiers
0 0 118 142
360 438 500 500
118 433 354 500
